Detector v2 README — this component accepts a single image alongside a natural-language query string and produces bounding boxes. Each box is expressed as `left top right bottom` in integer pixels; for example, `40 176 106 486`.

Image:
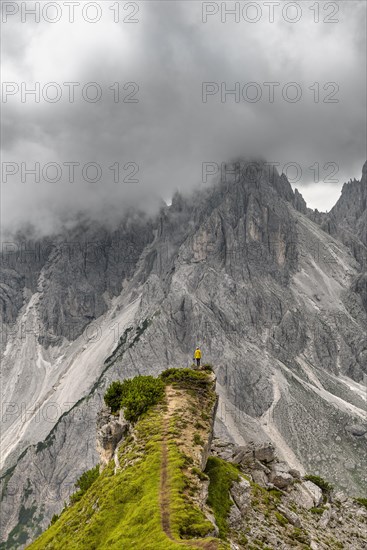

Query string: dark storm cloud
1 0 366 234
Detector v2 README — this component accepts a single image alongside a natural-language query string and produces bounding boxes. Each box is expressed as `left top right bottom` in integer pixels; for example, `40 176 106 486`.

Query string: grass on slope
205 457 240 538
27 372 226 550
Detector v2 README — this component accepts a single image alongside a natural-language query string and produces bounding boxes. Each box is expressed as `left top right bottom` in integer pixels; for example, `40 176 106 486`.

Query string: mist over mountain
2 1 366 233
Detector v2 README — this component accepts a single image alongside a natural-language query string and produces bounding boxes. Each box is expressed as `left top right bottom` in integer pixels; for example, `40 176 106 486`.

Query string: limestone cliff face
96 407 129 469
1 161 366 548
329 160 367 247
313 161 367 265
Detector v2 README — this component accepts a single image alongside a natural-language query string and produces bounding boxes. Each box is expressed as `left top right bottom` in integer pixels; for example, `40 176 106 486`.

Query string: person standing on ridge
194 347 202 368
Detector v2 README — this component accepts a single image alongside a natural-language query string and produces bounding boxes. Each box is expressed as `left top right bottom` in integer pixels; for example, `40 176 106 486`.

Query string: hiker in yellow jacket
194 347 202 368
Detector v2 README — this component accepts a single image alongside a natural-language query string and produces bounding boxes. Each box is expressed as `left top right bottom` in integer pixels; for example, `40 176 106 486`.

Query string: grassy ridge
27 405 197 549
27 370 227 550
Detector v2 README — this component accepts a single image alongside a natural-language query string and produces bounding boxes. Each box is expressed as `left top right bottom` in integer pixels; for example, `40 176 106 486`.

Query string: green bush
104 376 165 421
304 475 333 494
49 514 59 526
104 380 125 413
75 465 100 492
123 376 165 422
290 527 308 543
70 465 100 504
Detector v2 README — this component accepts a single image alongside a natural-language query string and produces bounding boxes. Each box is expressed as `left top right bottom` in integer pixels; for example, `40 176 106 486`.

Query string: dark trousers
196 358 201 367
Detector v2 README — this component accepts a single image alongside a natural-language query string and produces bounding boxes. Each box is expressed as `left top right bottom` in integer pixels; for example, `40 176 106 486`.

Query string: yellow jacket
194 348 201 359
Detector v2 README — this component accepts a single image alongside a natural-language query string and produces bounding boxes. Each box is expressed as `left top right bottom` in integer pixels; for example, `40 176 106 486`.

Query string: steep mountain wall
1 161 366 548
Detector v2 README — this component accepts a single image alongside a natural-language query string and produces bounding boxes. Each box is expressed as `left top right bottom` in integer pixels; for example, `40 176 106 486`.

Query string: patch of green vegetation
304 475 333 495
310 507 325 515
103 381 125 413
49 514 59 526
237 533 248 546
205 456 240 538
104 375 165 421
289 527 308 544
354 497 367 510
193 433 204 446
266 488 282 500
275 511 288 526
160 368 211 388
69 465 100 504
194 421 206 430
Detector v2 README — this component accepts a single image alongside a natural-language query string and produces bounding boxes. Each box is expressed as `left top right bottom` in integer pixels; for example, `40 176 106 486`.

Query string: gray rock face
201 389 219 470
1 160 366 548
0 216 154 347
96 407 129 468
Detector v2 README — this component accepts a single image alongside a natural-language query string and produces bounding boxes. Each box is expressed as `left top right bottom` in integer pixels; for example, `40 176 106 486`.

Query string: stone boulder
303 480 323 507
277 505 301 528
211 439 235 461
251 469 269 486
232 445 254 466
289 480 323 509
269 462 294 489
319 504 332 528
254 442 276 463
228 503 243 530
345 424 367 437
230 478 252 515
231 441 276 467
289 468 301 479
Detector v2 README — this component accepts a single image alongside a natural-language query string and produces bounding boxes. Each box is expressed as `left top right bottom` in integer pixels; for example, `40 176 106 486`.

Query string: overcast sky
1 0 366 235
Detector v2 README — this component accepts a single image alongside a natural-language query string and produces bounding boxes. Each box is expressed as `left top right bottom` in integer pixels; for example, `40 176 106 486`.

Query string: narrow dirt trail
160 414 173 539
159 389 219 550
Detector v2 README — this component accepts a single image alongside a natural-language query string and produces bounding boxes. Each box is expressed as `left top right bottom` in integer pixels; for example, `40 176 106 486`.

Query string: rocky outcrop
96 407 129 468
316 161 367 264
211 438 367 549
289 481 323 509
212 439 303 491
